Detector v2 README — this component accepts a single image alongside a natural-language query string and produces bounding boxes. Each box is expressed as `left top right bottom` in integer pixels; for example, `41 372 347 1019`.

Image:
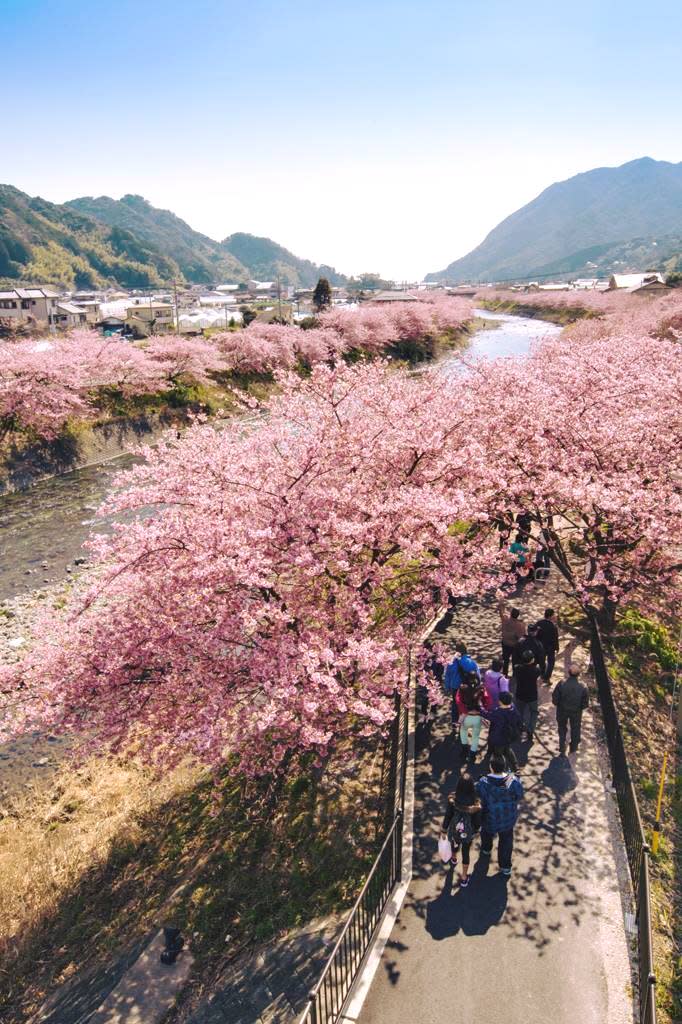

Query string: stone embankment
0 408 189 495
0 575 85 796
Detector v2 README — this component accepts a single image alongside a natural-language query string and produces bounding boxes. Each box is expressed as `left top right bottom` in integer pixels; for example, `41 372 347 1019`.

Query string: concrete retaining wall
0 410 188 494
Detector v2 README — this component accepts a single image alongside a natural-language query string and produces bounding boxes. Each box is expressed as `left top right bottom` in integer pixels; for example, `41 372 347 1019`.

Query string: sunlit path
359 580 634 1024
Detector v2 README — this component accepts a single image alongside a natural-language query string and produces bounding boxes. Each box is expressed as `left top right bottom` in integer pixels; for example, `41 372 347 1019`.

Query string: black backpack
448 808 475 847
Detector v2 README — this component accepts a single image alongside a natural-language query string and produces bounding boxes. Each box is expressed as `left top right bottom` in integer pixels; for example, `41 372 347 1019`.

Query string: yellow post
651 751 668 855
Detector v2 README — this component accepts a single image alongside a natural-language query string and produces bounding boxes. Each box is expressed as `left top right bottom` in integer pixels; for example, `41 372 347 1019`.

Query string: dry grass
0 735 387 1023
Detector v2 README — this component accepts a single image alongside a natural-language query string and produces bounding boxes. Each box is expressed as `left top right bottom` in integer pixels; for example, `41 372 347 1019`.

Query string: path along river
0 311 561 604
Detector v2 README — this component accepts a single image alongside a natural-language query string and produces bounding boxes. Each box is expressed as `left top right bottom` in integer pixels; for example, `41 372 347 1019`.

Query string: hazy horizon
4 0 682 280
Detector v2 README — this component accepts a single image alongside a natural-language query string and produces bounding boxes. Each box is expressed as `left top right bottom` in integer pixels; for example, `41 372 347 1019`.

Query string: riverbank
477 297 600 325
0 322 478 495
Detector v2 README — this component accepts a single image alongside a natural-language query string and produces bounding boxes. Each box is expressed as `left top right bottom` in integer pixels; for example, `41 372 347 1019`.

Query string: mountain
69 196 347 287
221 232 347 287
427 157 682 283
67 194 246 285
0 185 183 289
0 185 348 290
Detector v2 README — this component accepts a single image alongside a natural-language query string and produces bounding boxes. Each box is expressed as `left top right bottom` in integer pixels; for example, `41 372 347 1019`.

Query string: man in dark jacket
536 607 560 683
475 753 524 876
482 692 522 771
552 665 589 754
514 649 542 743
516 623 546 677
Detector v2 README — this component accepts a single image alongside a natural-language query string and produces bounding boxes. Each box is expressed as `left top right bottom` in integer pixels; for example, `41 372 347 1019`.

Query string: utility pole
277 273 282 320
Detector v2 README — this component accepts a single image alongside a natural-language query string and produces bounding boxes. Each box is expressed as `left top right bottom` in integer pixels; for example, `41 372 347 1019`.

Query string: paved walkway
359 582 635 1024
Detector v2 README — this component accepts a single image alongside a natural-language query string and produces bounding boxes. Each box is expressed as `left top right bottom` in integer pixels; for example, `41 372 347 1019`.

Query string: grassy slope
0 734 387 1023
607 611 681 1024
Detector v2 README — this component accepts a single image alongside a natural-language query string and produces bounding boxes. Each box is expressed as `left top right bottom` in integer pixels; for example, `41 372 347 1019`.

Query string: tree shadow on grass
0 747 385 1024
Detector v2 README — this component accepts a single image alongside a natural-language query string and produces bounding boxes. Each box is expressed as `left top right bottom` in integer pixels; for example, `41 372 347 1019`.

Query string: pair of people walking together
441 756 524 884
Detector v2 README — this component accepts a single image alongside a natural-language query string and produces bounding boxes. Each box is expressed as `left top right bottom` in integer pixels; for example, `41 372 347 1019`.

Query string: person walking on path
456 676 492 764
498 601 526 676
552 665 589 754
482 691 523 772
483 658 509 709
514 649 542 743
441 773 482 888
536 607 560 683
444 646 480 725
517 623 546 678
475 753 524 876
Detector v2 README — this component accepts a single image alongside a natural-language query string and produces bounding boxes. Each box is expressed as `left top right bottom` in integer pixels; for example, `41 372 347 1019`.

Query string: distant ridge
427 157 682 283
0 185 347 289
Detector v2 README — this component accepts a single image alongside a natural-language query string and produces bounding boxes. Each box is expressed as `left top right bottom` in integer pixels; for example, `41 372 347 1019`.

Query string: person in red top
456 675 493 765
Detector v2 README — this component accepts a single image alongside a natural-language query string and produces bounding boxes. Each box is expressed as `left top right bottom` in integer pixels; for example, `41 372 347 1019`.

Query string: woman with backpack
441 773 482 888
455 672 492 765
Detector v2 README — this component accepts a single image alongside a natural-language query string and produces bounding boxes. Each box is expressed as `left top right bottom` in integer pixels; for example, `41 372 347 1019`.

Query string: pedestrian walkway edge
339 660 418 1022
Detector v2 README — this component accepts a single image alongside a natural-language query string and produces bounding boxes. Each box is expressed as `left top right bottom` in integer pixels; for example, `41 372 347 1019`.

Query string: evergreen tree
313 277 332 312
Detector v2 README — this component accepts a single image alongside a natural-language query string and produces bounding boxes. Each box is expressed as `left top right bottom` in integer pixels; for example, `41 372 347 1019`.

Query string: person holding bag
440 774 482 888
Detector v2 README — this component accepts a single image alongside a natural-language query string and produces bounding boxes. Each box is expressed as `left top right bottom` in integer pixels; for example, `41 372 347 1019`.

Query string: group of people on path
436 602 590 885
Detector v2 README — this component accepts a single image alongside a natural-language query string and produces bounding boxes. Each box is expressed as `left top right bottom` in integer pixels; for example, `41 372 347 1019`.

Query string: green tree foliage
312 277 332 312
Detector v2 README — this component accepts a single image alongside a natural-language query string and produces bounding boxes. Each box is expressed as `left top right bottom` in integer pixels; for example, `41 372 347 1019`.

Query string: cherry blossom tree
1 361 500 771
0 340 90 443
456 322 682 626
142 334 228 387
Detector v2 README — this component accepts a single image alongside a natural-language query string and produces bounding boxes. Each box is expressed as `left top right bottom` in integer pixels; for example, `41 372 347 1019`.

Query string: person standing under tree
516 623 546 678
536 607 560 683
514 649 542 743
498 600 526 676
552 665 589 754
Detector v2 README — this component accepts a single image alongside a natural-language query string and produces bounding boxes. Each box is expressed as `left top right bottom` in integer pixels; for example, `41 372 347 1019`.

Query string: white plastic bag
438 837 453 864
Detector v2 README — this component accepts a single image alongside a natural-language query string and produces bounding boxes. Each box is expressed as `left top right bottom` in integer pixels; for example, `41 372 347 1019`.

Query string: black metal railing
299 689 410 1024
590 626 657 1024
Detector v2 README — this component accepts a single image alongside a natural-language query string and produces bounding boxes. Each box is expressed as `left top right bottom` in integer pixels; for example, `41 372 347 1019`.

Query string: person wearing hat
514 648 542 743
552 665 589 754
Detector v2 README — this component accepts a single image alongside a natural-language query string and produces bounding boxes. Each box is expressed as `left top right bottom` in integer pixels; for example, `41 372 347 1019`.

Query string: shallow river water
0 310 560 604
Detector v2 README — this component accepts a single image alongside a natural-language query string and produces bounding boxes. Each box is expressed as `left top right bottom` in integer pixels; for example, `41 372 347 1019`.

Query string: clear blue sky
3 0 682 279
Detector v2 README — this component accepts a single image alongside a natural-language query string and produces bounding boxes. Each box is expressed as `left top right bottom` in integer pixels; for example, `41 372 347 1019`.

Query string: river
0 310 560 604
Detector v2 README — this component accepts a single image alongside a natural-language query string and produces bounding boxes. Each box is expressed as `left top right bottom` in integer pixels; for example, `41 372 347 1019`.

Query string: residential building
125 299 175 337
72 300 102 324
608 272 665 290
0 287 61 324
369 290 418 302
53 302 88 328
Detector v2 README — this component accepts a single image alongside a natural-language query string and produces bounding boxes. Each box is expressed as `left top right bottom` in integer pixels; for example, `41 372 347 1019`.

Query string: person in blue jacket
443 644 481 725
475 752 524 876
